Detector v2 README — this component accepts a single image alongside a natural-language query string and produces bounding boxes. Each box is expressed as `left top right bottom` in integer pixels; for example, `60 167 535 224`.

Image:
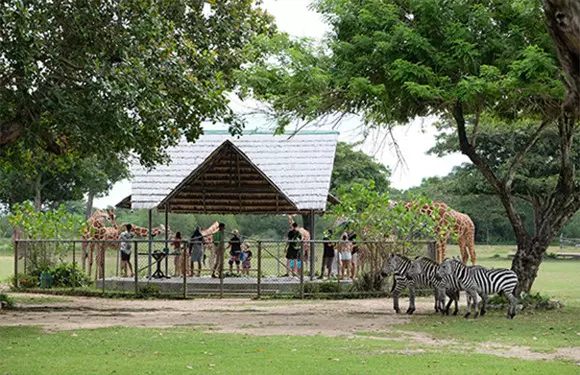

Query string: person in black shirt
226 230 243 275
284 222 302 276
349 233 359 280
319 229 335 279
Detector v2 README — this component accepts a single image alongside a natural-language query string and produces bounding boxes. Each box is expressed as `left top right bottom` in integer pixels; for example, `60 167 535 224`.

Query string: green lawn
0 326 578 375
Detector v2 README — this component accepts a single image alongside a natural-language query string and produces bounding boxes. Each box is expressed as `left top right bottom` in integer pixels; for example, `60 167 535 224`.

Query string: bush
13 273 39 289
50 263 92 288
319 281 341 294
545 252 558 259
350 273 384 294
136 283 161 299
488 292 563 310
0 293 14 309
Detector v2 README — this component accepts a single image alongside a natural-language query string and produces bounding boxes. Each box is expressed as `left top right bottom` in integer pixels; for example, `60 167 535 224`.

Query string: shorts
242 260 251 270
289 259 302 269
229 254 241 265
121 252 131 262
341 251 352 261
322 256 334 270
286 248 299 260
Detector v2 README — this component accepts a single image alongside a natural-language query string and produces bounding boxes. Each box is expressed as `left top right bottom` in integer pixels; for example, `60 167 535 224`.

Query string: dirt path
2 293 580 364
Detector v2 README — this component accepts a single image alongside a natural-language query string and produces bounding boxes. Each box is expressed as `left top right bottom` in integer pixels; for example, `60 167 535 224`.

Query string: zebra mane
414 256 438 265
392 253 411 262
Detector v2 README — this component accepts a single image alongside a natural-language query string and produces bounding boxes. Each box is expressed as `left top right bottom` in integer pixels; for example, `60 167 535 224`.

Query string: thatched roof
129 130 339 214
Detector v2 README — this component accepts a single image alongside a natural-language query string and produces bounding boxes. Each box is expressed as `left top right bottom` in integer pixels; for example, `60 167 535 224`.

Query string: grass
10 295 73 304
0 326 578 375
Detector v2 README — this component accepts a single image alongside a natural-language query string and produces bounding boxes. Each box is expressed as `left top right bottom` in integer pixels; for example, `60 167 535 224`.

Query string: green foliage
349 272 385 294
0 1 276 168
331 142 391 194
0 293 14 309
328 182 455 248
136 283 161 299
8 201 87 240
488 292 563 311
13 273 39 289
49 263 92 288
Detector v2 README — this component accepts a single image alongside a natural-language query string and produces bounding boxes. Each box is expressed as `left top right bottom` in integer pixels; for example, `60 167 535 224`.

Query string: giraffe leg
96 245 104 280
459 236 468 264
440 241 447 264
469 242 476 265
88 243 94 278
436 241 444 264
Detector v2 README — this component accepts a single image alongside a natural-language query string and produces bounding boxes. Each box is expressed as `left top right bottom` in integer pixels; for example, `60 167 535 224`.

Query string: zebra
437 258 480 319
381 253 445 315
445 258 519 319
409 257 461 316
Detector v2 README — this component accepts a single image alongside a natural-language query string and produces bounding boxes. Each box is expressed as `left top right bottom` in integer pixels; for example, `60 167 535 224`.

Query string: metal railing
13 238 436 298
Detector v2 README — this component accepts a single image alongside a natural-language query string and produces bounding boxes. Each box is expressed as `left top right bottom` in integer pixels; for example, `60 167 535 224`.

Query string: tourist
189 227 204 277
339 232 352 280
241 244 253 276
284 222 302 277
319 229 335 279
211 223 226 278
226 229 243 275
172 232 183 277
120 223 135 278
349 233 359 280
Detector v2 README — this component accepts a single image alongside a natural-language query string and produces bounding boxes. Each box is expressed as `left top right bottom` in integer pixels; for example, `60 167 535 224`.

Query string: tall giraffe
93 209 167 279
401 201 476 264
448 210 476 265
81 209 112 276
200 221 220 269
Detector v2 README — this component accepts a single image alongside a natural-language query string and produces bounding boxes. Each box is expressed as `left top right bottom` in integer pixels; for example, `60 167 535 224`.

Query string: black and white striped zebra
381 253 445 314
445 258 518 319
437 258 480 319
409 257 461 316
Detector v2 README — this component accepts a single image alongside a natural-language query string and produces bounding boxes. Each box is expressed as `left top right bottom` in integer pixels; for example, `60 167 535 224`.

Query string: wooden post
13 240 18 288
134 241 139 295
148 209 152 277
219 226 224 298
309 210 315 280
183 241 187 299
72 241 76 290
299 245 304 299
164 204 169 277
257 241 262 299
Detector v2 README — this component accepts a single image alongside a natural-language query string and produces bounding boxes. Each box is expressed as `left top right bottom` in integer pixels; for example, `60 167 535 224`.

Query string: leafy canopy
1 0 275 167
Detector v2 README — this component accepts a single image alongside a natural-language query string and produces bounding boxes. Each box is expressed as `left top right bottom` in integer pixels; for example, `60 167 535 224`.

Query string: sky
94 0 469 209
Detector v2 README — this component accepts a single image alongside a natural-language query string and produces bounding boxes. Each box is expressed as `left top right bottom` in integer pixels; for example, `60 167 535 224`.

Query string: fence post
219 228 224 298
72 241 76 290
102 246 106 294
276 242 280 276
13 240 19 288
428 241 437 262
257 241 262 299
299 246 304 299
134 241 139 295
183 241 187 299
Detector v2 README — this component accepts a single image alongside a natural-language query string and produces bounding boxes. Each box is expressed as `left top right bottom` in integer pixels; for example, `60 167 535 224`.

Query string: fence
13 238 436 298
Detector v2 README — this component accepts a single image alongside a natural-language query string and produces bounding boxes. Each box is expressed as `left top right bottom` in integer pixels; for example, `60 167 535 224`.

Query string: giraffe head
91 210 110 227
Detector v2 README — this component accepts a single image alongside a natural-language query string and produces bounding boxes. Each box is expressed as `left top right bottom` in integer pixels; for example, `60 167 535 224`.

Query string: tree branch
470 107 481 148
0 120 23 147
504 119 551 190
453 100 531 242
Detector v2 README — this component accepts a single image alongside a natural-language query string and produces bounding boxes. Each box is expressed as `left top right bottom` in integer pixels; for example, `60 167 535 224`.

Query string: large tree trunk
85 191 95 220
34 176 42 212
511 237 549 295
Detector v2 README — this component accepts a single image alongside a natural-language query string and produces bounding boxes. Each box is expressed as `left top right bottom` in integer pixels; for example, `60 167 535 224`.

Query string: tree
331 142 391 194
0 0 275 168
237 0 574 293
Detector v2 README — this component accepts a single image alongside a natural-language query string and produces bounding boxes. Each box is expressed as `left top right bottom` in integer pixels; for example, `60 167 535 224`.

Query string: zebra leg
507 293 517 319
480 293 488 316
406 284 416 315
391 278 402 314
464 289 479 319
445 290 459 315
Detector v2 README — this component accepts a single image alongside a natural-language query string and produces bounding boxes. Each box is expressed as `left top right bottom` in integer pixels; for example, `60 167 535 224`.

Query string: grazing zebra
437 258 480 319
409 257 461 316
381 253 444 315
447 258 519 319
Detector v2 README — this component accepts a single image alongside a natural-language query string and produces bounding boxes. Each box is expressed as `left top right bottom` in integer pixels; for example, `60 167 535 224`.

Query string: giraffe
287 215 311 265
200 221 220 270
92 209 167 280
448 210 476 265
81 209 112 277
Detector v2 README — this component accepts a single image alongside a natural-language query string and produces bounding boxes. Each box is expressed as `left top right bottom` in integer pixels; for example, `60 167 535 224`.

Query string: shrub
13 273 39 289
350 272 384 294
0 293 14 309
319 281 341 294
545 252 558 260
488 292 563 310
50 263 92 288
136 283 161 299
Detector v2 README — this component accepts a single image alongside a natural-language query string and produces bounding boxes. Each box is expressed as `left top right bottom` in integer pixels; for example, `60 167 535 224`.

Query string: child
339 232 352 280
172 232 183 277
120 224 135 278
241 245 252 276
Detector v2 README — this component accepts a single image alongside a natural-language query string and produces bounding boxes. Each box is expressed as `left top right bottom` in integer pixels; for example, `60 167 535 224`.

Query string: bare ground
1 292 579 363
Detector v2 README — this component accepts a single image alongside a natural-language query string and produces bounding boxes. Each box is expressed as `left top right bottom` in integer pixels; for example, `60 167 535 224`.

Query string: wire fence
13 238 436 298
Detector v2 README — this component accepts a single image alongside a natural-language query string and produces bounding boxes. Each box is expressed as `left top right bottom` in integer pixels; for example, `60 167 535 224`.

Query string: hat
232 229 240 236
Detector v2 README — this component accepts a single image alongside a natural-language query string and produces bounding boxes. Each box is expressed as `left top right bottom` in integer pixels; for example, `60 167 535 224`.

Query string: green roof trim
200 129 340 136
